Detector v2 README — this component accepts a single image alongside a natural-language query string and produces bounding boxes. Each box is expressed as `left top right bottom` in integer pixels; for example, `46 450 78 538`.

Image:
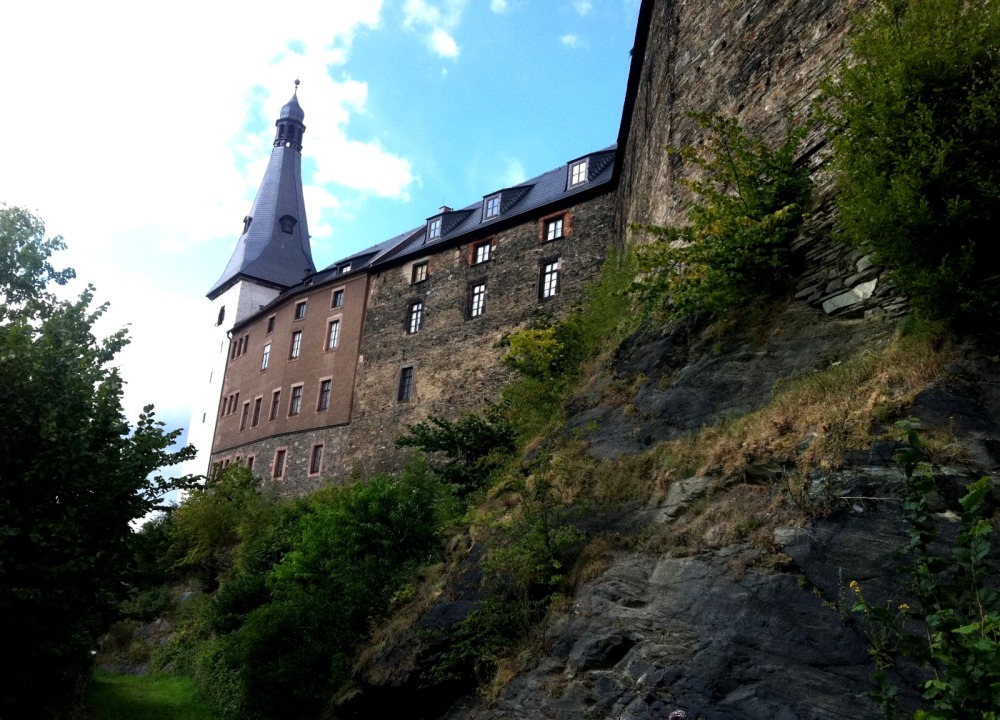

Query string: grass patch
652 328 951 481
85 670 215 720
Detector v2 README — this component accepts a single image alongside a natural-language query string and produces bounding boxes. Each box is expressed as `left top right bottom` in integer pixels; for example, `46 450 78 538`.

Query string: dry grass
651 329 950 481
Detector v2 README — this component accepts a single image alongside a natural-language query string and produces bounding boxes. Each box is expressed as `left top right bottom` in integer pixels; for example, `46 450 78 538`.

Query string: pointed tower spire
208 83 316 301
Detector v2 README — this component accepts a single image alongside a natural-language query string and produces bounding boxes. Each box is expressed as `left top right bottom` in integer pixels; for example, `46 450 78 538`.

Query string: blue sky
0 0 640 451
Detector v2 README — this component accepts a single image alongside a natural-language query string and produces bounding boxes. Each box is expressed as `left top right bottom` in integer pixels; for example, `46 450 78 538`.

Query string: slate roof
207 95 315 299
369 146 616 267
227 145 617 330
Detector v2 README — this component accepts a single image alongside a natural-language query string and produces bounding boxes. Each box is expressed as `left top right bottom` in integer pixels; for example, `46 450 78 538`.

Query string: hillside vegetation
90 1 1000 718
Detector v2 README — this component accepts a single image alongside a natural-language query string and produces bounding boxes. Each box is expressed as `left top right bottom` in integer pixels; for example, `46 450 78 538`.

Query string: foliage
824 0 1000 324
629 113 812 317
433 465 583 686
395 401 517 490
851 423 1000 719
168 464 265 587
194 459 451 719
0 205 196 720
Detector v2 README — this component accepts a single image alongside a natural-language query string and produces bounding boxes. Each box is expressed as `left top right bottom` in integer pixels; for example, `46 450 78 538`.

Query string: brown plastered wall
212 272 369 459
346 192 616 475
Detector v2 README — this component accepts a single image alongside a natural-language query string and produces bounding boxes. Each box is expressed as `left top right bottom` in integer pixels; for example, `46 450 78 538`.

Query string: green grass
85 670 215 720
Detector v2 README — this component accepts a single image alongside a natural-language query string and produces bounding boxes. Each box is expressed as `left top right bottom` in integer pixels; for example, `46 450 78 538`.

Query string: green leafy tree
396 401 517 489
630 112 812 317
824 0 1000 323
0 204 196 719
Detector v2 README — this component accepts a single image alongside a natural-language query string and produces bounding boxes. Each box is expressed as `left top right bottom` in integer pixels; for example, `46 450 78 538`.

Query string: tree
0 204 197 719
824 0 1000 323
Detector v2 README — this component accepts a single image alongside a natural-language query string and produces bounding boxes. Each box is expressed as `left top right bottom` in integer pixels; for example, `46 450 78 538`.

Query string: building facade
199 93 619 490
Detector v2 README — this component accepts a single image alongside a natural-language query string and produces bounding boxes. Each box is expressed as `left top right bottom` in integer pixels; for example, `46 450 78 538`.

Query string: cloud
402 0 467 59
572 0 593 15
560 33 583 48
0 0 420 431
490 0 509 12
502 158 527 187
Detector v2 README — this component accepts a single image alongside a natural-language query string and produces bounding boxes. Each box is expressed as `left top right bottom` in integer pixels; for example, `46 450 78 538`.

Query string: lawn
85 670 215 720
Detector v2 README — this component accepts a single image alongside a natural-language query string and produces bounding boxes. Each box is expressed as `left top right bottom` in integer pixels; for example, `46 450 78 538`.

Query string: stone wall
347 192 617 474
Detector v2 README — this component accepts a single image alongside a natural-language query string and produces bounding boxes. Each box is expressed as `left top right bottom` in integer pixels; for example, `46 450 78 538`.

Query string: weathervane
294 78 300 96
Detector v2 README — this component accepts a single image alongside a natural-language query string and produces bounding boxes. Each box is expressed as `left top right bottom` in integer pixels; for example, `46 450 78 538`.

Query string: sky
0 0 640 463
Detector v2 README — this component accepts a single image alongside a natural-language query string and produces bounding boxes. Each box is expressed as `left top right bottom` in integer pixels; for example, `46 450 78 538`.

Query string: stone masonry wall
616 0 901 322
346 192 617 475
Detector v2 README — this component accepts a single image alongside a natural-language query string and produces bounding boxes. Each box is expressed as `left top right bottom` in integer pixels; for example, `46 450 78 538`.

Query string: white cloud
502 158 527 187
430 28 461 58
490 0 509 12
0 0 420 430
402 0 467 59
572 0 593 15
561 33 582 48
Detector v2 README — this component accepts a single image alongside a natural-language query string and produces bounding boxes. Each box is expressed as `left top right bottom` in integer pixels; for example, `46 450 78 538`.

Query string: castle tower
185 83 316 477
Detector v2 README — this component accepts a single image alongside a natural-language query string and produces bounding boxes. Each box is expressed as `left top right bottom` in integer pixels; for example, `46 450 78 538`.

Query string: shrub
396 402 516 490
824 0 1000 323
629 112 812 317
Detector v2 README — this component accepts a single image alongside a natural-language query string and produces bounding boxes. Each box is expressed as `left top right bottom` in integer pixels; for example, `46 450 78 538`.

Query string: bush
629 112 812 317
396 402 516 490
824 0 1000 323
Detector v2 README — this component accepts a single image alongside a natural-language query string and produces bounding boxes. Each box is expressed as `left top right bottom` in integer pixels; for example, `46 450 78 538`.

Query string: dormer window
427 217 442 240
484 194 501 220
340 264 351 274
279 215 297 234
569 159 589 187
242 216 252 234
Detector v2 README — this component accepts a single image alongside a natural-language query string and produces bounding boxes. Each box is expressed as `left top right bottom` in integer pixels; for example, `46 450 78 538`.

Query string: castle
188 87 621 490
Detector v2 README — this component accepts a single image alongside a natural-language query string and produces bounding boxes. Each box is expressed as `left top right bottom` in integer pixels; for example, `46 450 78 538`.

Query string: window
407 301 423 334
427 217 442 240
317 379 332 411
570 159 588 187
279 214 297 234
216 305 225 327
251 397 262 427
541 259 561 299
332 289 344 308
239 402 250 431
327 320 340 350
290 330 302 359
266 316 275 334
309 444 324 475
289 385 303 416
412 262 428 283
473 241 491 265
398 366 414 402
247 455 255 472
261 343 271 370
470 282 486 318
341 264 351 274
484 194 501 219
545 217 564 241
294 301 306 320
273 449 286 479
269 390 281 421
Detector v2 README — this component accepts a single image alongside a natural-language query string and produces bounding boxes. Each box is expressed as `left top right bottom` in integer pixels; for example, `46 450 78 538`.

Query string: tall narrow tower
185 83 316 476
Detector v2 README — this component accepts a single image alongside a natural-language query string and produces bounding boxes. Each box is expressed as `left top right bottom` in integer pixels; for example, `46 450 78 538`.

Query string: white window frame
261 343 271 370
327 319 341 350
470 283 486 318
290 330 302 359
408 301 424 334
484 194 501 219
545 217 564 241
541 259 561 299
427 217 442 240
473 241 491 265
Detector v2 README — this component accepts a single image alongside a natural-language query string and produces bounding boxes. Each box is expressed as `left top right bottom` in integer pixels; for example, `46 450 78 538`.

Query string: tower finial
294 78 300 96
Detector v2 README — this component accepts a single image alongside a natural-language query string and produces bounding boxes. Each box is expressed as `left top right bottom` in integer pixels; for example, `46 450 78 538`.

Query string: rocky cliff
338 2 1000 718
